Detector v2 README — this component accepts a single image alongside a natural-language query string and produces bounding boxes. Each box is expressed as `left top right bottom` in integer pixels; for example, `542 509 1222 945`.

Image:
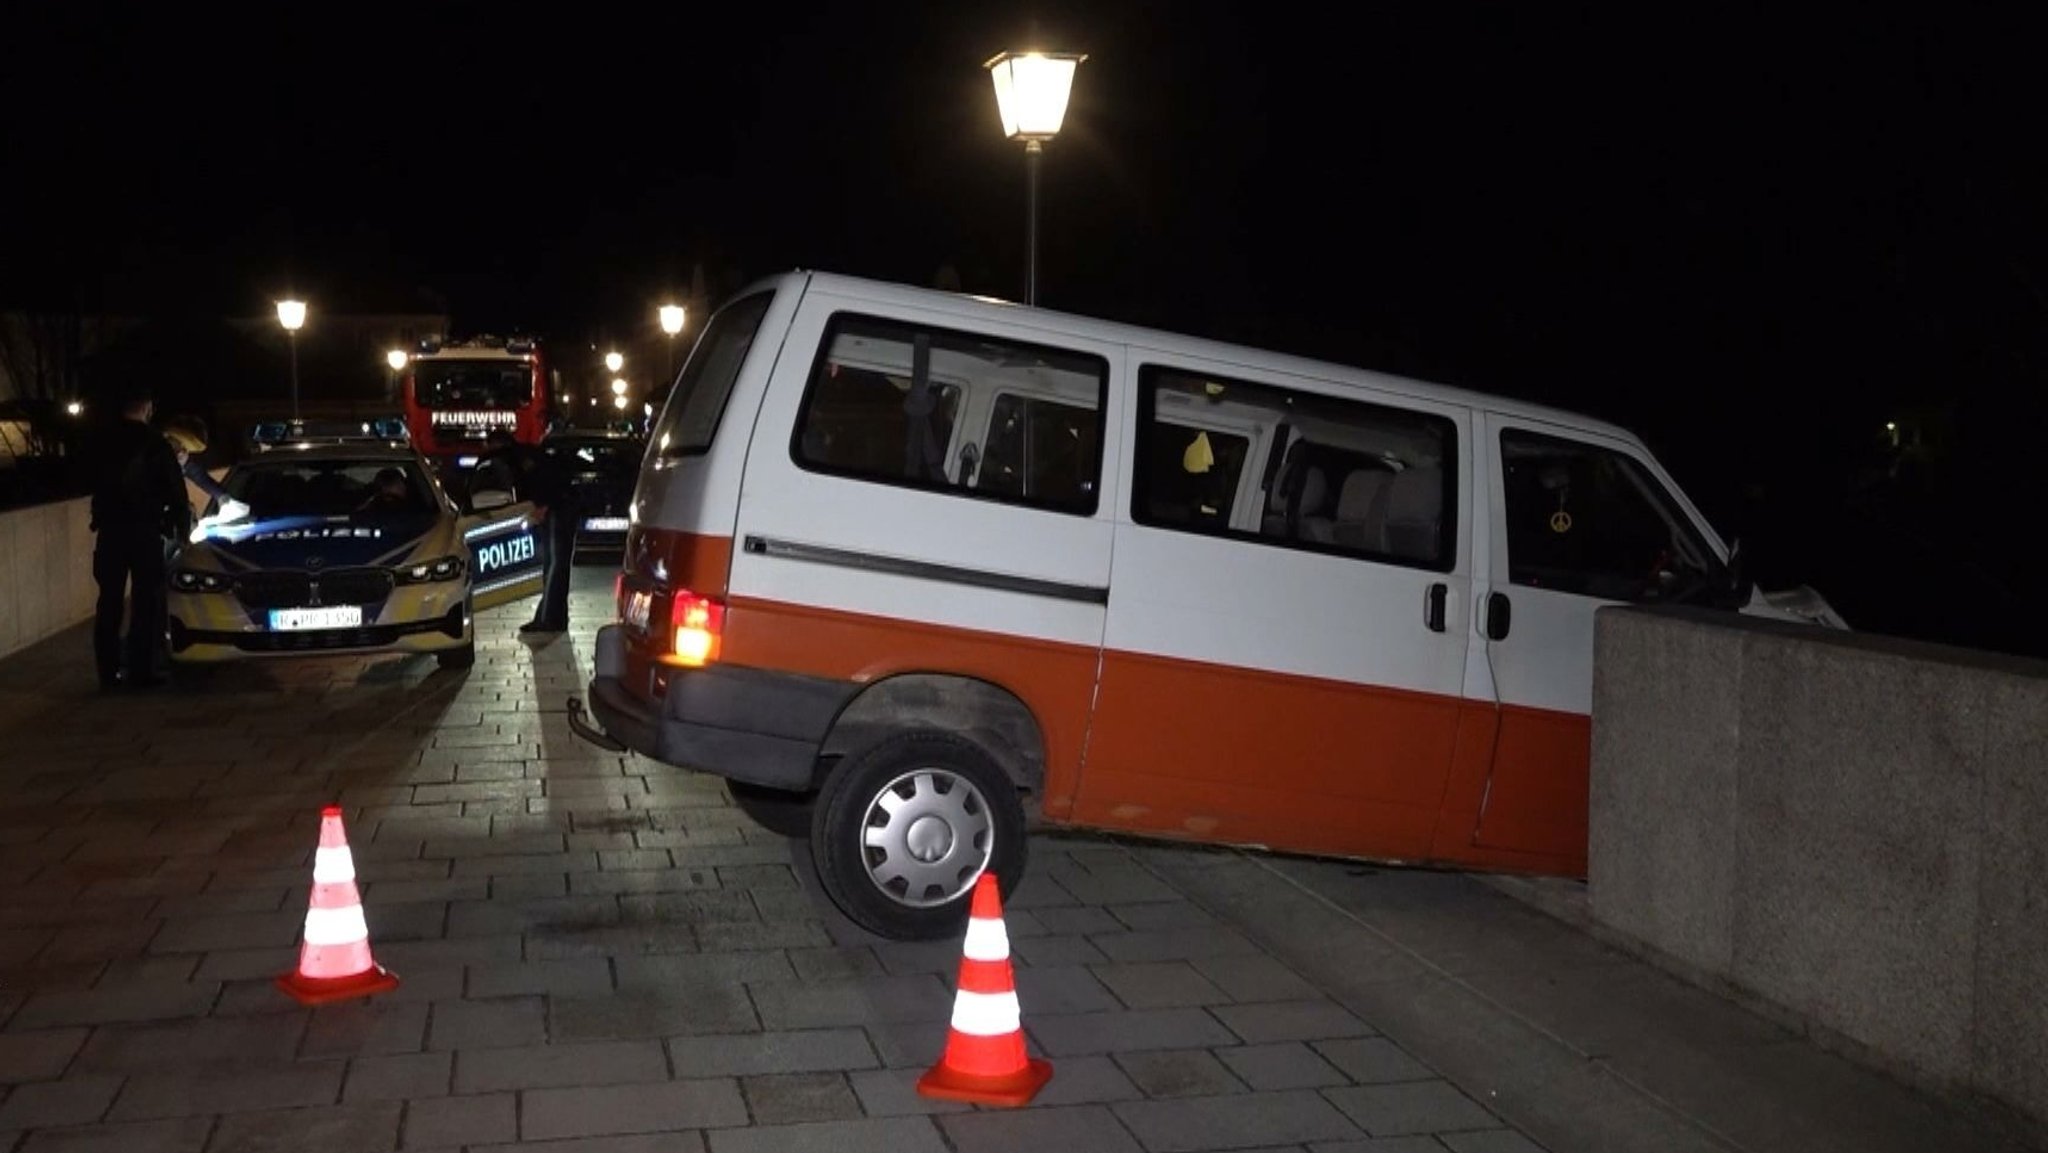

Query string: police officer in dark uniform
88 384 191 690
482 430 579 635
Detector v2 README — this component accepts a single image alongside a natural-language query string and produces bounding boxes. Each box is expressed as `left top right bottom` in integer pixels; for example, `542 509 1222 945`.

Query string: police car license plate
583 516 629 532
270 606 362 631
624 589 653 631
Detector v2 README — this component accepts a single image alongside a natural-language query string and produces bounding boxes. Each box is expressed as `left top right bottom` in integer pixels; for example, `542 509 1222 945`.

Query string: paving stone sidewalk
0 570 1545 1153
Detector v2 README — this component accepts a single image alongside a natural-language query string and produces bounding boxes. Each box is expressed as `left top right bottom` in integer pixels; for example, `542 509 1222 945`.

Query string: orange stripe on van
613 530 1589 877
1429 702 1589 876
1072 650 1462 862
719 598 1101 813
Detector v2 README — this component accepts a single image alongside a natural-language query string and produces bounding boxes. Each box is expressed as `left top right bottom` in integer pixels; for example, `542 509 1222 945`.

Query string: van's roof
749 269 1645 448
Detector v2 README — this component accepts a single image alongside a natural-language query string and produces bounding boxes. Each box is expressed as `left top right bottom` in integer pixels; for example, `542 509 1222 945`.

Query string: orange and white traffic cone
276 805 399 1006
916 872 1052 1107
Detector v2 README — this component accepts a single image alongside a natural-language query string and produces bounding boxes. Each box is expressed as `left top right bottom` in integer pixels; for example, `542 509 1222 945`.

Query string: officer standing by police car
88 384 190 690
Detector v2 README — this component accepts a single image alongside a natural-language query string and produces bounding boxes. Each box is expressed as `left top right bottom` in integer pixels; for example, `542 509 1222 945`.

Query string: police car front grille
234 573 311 609
317 569 397 605
233 568 395 609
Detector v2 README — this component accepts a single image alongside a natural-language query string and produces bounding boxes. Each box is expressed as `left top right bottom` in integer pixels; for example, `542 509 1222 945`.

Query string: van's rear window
651 292 774 458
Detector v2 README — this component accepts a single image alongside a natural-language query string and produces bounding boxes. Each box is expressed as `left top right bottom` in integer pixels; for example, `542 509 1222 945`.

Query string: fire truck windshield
415 361 533 409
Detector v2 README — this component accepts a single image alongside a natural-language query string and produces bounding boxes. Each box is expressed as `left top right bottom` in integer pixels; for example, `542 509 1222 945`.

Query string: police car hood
196 510 446 571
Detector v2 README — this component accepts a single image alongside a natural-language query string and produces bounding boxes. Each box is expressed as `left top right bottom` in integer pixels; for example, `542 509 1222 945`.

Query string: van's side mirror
470 488 515 513
958 441 980 486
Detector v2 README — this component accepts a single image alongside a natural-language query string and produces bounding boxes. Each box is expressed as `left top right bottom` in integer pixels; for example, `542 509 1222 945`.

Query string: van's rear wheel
810 730 1026 940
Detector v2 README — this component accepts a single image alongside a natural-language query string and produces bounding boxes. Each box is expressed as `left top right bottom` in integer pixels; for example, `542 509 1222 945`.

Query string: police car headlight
170 569 234 593
396 555 465 584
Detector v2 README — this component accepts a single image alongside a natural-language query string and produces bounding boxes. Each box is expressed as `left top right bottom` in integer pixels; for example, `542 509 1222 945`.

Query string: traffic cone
916 872 1053 1107
276 805 399 1005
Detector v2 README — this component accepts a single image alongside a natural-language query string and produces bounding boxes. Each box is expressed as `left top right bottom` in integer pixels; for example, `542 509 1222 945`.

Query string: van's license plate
624 589 653 632
270 606 363 631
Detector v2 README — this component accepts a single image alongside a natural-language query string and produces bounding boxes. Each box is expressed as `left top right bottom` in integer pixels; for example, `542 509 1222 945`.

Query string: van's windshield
650 292 775 458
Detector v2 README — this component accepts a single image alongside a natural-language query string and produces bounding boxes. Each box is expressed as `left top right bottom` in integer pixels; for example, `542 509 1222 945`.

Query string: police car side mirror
470 488 515 512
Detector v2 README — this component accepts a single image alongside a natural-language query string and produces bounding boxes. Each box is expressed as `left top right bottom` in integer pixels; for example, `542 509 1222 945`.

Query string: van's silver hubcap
860 768 992 908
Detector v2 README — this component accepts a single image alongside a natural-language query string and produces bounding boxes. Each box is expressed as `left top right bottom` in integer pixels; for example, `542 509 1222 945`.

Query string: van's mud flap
566 697 629 753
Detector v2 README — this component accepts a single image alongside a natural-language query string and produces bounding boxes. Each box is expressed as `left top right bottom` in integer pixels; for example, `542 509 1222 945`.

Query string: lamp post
659 304 685 381
605 351 624 374
276 299 307 419
985 49 1085 306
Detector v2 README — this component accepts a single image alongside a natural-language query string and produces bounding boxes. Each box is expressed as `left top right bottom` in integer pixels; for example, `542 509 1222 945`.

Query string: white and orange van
567 271 1844 939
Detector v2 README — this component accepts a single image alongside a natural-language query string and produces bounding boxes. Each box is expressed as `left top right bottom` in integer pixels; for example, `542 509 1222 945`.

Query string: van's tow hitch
566 697 628 753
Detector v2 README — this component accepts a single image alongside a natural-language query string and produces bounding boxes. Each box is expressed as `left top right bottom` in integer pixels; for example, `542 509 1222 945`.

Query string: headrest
1336 470 1389 519
1298 467 1330 516
1386 464 1442 519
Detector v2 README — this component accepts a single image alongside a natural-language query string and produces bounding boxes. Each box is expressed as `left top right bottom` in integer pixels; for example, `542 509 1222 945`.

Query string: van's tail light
671 591 725 667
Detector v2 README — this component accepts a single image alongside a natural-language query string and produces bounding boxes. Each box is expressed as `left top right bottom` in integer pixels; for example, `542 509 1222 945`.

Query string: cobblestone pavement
0 569 1560 1152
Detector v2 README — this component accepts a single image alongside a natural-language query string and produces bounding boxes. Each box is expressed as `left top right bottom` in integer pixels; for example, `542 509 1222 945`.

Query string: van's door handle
1485 591 1512 641
1424 583 1447 632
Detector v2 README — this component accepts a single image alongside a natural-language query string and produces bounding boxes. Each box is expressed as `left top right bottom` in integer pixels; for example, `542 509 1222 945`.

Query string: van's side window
1140 420 1251 532
791 314 1108 515
1499 429 1717 602
1134 366 1458 571
978 394 1099 507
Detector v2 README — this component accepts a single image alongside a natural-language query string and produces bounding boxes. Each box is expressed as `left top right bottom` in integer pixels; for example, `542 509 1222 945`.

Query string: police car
165 419 544 668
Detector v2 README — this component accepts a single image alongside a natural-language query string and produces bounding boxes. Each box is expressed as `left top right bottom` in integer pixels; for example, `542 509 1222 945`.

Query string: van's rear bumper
571 624 855 791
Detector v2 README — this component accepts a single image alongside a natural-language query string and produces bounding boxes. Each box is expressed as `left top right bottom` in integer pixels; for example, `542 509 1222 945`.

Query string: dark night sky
6 6 2048 497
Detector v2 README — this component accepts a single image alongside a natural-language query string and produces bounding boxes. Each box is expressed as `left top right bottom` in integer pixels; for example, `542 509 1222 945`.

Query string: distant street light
384 349 409 403
610 378 628 397
276 299 308 419
659 304 686 381
985 49 1085 306
613 394 630 411
65 400 83 417
605 351 624 374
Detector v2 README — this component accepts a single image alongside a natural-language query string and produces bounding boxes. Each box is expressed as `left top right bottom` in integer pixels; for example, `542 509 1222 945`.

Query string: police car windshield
415 361 533 409
225 461 434 518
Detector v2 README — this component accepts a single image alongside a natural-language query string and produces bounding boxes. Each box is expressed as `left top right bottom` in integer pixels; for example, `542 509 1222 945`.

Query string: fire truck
399 335 559 478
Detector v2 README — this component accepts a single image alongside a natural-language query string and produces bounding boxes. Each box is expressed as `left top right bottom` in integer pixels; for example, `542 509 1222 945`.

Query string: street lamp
610 378 628 397
605 351 624 374
276 299 307 419
985 49 1085 306
659 304 685 381
384 348 408 403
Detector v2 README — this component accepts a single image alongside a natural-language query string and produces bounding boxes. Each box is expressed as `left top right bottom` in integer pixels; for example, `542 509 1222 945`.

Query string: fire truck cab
401 335 558 480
